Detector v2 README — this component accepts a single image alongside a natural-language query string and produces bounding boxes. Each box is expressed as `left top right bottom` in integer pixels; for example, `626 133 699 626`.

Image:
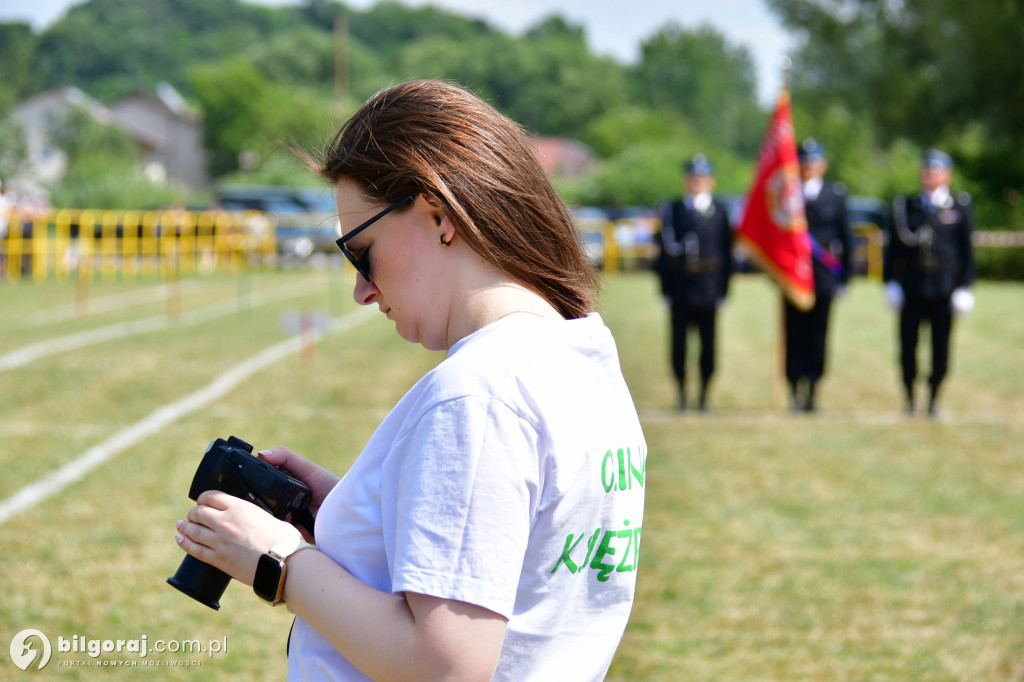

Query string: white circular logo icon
10 629 52 671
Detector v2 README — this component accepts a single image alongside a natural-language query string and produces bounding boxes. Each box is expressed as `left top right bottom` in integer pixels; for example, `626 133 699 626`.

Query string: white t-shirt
288 312 647 681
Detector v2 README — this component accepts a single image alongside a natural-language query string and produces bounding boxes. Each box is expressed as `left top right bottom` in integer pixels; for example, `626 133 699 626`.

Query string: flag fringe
737 233 816 311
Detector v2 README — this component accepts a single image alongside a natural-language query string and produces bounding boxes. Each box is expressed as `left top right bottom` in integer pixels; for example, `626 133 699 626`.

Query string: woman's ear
419 194 456 245
439 217 456 246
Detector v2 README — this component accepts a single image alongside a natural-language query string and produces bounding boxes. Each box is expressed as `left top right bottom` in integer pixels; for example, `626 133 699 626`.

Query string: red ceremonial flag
737 91 815 310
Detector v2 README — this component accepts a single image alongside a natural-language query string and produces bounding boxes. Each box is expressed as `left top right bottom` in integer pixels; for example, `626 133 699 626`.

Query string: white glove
885 281 904 311
951 287 975 315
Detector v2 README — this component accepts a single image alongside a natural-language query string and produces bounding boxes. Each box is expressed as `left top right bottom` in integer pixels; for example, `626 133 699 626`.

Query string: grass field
1 266 1021 680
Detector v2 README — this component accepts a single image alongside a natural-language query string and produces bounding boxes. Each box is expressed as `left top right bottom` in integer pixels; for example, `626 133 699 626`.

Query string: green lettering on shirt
550 531 586 574
589 530 618 582
550 523 642 582
601 445 646 493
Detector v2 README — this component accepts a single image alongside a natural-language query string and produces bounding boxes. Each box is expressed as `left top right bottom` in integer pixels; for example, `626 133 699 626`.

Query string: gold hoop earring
439 234 451 247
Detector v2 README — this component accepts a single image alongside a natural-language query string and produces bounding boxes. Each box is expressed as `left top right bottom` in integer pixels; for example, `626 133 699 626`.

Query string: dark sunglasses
335 196 413 280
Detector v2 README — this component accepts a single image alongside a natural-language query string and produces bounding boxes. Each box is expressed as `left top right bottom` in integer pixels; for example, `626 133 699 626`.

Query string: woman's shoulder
410 314 604 398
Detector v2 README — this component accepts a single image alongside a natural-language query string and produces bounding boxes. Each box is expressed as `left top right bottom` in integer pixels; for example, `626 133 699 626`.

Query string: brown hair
300 79 598 319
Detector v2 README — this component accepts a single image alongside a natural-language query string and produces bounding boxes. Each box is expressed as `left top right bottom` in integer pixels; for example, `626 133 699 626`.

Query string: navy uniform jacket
656 198 733 309
805 182 853 297
884 192 975 301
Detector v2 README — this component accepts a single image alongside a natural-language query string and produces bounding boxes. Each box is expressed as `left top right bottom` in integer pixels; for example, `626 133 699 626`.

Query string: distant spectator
0 181 13 278
0 181 10 240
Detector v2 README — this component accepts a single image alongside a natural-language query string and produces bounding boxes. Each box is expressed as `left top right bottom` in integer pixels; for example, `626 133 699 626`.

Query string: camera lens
167 555 232 610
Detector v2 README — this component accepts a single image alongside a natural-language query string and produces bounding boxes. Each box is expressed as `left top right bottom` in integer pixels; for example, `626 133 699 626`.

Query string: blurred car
847 195 890 276
571 206 610 268
847 195 889 227
215 185 341 261
609 206 659 269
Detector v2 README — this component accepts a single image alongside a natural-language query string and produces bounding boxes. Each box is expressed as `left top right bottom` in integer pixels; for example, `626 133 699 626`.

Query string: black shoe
790 383 804 412
698 385 710 413
804 382 818 412
928 386 941 419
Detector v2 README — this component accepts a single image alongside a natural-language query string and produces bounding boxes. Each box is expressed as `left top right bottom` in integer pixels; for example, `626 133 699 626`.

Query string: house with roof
11 82 209 192
529 136 598 180
109 83 209 191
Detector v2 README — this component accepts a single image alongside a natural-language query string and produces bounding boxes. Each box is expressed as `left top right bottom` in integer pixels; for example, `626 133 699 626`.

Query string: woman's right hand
257 446 340 517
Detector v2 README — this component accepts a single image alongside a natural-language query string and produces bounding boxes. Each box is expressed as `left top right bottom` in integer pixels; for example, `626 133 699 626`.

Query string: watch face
253 554 285 602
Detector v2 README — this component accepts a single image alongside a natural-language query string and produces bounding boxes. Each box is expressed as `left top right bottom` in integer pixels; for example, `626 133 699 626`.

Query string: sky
0 0 796 106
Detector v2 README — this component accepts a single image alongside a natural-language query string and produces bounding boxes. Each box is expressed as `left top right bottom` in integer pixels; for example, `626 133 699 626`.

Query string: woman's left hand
175 490 303 587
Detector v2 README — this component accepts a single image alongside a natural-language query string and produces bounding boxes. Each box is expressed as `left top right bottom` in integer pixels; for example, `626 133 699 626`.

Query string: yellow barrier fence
1 209 277 283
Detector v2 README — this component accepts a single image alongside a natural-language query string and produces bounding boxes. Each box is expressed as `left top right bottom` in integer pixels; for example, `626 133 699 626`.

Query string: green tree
0 31 29 184
0 117 27 183
398 15 629 138
582 107 690 159
633 23 763 155
500 16 628 137
767 0 1024 227
0 23 38 102
49 105 137 161
246 26 335 87
34 0 294 100
47 107 184 208
350 0 496 68
571 108 752 207
190 57 331 179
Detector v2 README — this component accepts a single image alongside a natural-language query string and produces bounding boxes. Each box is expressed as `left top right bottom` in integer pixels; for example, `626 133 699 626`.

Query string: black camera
167 436 314 610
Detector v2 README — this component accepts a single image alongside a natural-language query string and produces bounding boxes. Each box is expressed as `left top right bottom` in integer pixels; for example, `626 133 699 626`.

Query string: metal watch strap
268 538 316 563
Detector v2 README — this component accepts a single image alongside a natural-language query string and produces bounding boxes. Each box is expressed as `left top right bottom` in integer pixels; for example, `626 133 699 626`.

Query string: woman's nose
353 274 378 306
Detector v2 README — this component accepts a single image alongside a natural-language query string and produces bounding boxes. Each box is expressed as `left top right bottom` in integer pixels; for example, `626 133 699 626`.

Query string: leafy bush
975 246 1024 281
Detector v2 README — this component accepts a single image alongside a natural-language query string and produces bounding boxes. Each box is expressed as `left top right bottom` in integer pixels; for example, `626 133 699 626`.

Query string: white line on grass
21 280 203 326
0 279 321 371
0 306 376 525
638 408 1024 426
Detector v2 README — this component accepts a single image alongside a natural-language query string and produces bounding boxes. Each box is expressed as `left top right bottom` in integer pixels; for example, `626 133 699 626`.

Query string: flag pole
737 54 813 411
772 56 793 410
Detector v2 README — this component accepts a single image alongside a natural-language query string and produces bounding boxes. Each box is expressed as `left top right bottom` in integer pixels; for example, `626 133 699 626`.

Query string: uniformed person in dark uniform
884 148 975 417
656 154 734 411
784 139 853 412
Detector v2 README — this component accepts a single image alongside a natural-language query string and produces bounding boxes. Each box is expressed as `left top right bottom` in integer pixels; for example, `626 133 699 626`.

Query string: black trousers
784 296 834 386
669 301 717 387
899 296 954 394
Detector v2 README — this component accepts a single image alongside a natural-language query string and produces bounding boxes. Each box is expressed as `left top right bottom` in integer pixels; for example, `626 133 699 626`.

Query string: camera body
167 436 313 610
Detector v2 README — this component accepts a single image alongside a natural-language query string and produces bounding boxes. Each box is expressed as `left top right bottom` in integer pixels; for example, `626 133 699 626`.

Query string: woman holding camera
175 79 646 681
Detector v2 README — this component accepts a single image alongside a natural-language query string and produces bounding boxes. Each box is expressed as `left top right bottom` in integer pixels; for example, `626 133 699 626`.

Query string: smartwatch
253 537 316 605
